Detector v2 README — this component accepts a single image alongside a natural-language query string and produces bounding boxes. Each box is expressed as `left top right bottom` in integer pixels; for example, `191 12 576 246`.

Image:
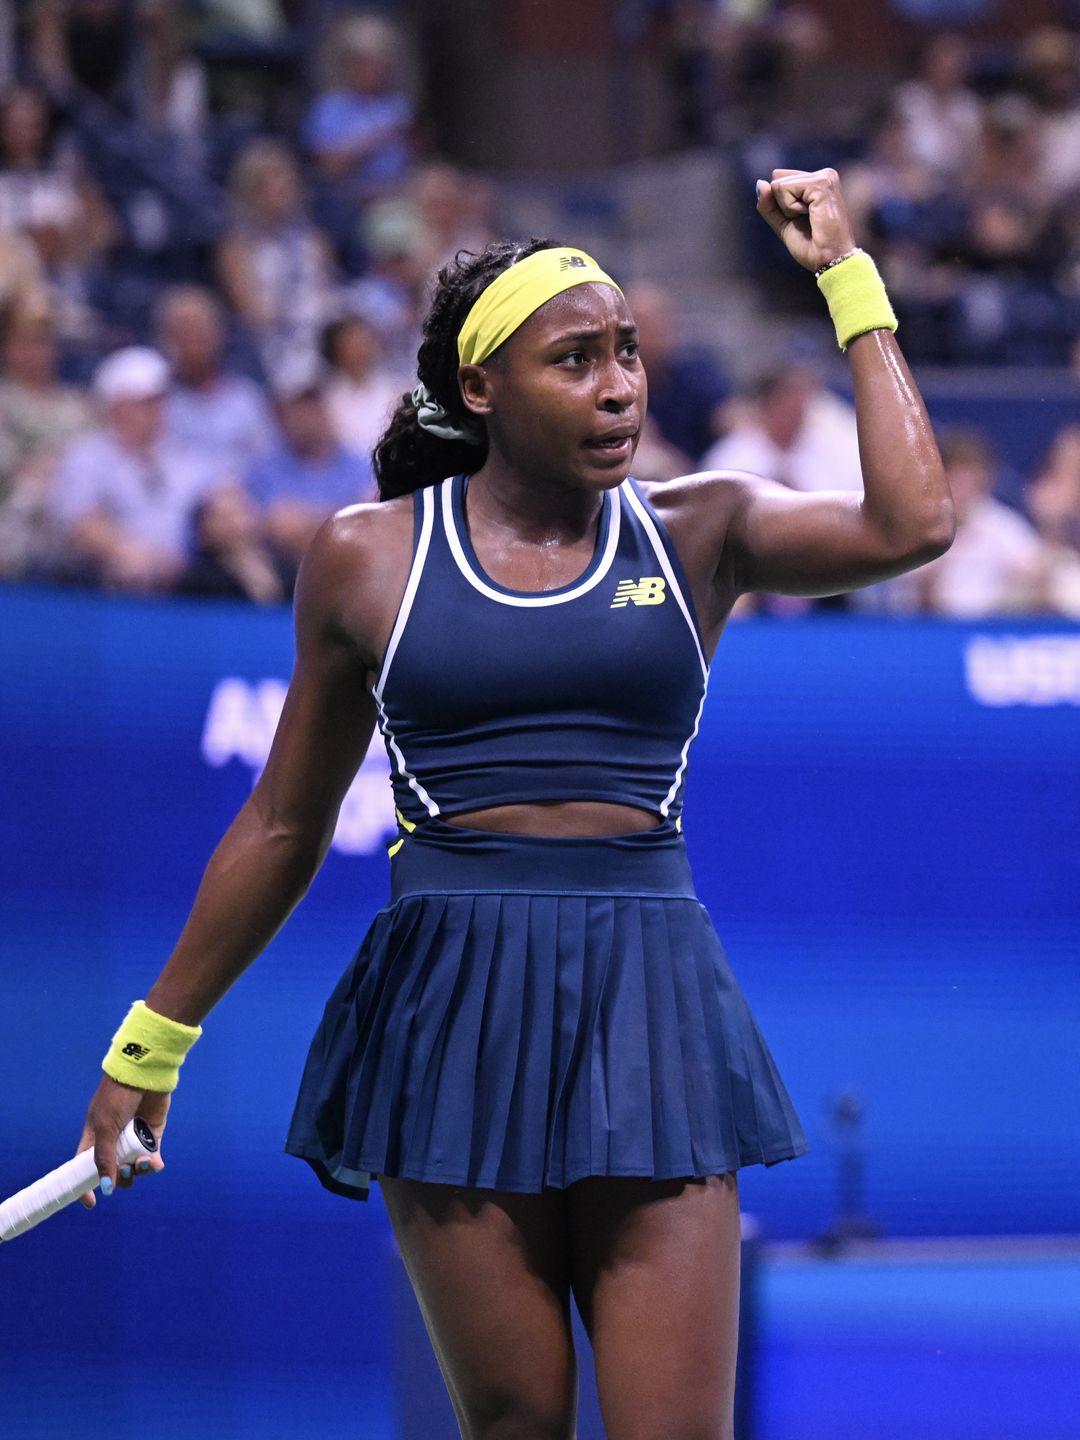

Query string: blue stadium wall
0 586 1077 1429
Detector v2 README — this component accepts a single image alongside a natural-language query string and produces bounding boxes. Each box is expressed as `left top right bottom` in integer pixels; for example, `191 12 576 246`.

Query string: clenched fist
755 167 857 273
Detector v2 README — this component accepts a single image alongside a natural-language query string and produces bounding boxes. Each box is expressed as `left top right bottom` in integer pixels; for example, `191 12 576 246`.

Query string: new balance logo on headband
559 255 588 271
611 577 666 608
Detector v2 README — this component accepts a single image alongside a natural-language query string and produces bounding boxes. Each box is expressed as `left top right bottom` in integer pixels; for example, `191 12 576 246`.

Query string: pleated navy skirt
285 818 808 1200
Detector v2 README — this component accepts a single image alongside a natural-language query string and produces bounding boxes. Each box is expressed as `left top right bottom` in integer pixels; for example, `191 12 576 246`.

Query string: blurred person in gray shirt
158 286 276 476
50 347 227 592
0 291 90 578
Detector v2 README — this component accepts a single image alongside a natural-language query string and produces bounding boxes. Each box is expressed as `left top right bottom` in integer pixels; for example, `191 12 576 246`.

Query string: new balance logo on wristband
611 577 667 608
120 1042 151 1061
559 255 588 271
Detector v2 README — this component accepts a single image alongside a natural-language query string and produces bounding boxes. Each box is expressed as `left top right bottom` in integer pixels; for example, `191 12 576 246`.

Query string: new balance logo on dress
611 577 667 607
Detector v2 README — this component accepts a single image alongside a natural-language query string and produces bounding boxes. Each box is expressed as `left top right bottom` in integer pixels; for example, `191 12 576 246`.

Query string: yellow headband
457 247 622 367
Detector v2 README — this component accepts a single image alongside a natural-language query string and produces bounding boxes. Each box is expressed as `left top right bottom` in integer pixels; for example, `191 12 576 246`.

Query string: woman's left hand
755 168 856 272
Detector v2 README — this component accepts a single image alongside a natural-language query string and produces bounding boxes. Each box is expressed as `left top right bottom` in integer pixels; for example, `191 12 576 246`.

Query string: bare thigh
566 1173 742 1440
379 1176 578 1440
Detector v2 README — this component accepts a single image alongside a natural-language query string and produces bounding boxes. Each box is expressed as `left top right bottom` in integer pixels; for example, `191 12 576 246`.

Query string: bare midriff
445 801 660 837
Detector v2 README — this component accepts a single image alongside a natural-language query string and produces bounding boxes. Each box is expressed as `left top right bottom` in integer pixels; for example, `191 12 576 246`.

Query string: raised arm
78 510 390 1193
669 169 955 603
719 326 953 597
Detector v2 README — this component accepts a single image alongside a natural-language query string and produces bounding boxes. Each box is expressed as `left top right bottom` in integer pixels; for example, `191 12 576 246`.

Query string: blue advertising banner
2 586 1078 1234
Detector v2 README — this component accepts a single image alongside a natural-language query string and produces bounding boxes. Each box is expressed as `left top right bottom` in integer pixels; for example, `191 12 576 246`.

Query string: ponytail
373 388 488 502
373 237 559 501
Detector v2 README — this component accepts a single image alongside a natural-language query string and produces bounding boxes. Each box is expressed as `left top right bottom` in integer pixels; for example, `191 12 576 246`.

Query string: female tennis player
78 169 952 1439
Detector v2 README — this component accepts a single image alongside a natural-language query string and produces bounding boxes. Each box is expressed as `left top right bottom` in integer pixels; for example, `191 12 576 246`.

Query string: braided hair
373 237 558 500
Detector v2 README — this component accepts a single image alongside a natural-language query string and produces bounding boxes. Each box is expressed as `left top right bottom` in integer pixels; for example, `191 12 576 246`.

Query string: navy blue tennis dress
285 474 808 1197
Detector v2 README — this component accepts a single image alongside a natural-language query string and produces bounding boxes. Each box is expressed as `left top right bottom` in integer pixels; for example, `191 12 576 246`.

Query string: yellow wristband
816 249 898 351
102 1000 202 1093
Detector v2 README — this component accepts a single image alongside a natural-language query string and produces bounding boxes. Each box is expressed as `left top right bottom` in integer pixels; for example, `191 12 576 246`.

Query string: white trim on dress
621 481 709 679
621 480 710 817
442 478 622 607
373 485 440 817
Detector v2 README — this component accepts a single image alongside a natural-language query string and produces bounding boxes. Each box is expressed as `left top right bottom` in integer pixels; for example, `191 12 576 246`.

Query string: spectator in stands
0 232 48 324
321 311 407 463
342 197 427 373
648 0 713 145
139 3 211 170
970 94 1043 205
1019 27 1080 196
847 83 1063 365
957 190 1052 283
36 0 210 140
968 93 1051 251
843 101 940 252
412 161 496 276
704 0 831 138
245 360 374 584
940 92 1069 362
197 0 285 42
0 84 117 284
841 104 961 364
177 484 289 605
893 34 982 189
30 0 137 109
50 346 226 592
158 286 276 476
947 95 1059 362
217 139 337 378
701 364 862 493
1029 426 1080 552
1052 187 1080 303
623 280 729 464
1025 425 1080 616
916 429 1046 616
0 292 91 577
304 15 413 203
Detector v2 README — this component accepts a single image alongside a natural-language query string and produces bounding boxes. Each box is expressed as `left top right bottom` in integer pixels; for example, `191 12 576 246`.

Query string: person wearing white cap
49 345 230 591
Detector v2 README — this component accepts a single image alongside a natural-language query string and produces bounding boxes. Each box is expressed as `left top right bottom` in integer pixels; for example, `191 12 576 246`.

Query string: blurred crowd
0 2 1078 616
695 371 1080 619
663 7 1080 366
631 283 1080 617
844 28 1080 368
0 3 498 599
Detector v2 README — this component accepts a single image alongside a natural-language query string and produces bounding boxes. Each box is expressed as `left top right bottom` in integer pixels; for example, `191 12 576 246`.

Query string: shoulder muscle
295 495 416 674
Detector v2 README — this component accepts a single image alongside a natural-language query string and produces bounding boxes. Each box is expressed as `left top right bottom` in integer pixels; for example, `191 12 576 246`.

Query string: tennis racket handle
0 1117 159 1242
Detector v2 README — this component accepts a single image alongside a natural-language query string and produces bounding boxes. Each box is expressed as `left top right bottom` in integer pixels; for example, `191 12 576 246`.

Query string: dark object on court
817 1089 882 1254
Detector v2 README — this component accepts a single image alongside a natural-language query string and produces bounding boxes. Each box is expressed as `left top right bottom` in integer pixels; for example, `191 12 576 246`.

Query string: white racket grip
0 1117 158 1242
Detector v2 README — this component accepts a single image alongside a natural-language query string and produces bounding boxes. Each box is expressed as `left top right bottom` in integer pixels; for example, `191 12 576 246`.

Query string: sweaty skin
78 167 953 1195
